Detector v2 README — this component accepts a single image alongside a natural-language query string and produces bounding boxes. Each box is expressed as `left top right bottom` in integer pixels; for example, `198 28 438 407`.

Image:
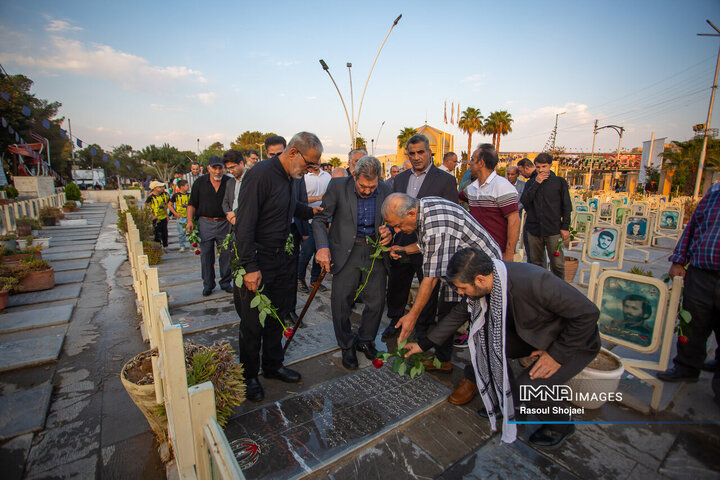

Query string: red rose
284 328 293 339
553 251 560 257
195 249 201 255
372 358 384 369
679 335 688 344
192 242 198 247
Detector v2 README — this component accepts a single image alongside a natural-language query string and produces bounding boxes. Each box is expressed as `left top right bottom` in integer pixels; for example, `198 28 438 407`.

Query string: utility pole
552 111 566 150
694 19 720 199
348 63 355 148
588 120 598 189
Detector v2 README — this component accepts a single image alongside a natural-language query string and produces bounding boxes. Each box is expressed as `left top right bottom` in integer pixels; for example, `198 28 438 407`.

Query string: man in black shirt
186 156 232 296
234 132 322 401
520 153 572 279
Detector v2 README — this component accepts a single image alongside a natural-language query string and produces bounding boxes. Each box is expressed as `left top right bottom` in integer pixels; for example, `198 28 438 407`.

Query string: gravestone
224 365 450 479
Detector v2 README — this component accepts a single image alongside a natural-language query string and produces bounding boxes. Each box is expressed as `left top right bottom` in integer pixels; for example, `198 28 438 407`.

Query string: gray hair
406 134 430 150
354 155 382 179
288 131 323 155
348 148 368 161
506 165 519 175
381 192 419 218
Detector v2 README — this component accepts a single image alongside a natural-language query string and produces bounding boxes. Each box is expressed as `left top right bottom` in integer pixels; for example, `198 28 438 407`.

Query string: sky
1 0 719 158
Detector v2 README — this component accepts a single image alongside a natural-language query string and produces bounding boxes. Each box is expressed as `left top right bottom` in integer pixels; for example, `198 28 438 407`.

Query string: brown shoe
448 378 478 405
421 357 453 373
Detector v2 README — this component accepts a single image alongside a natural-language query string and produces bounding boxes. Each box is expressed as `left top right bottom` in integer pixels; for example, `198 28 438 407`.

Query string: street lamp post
694 19 720 199
552 111 566 150
319 14 401 151
591 123 625 190
372 120 386 155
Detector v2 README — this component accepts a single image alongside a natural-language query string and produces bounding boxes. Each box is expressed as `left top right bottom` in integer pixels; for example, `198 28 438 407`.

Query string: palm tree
397 127 417 159
488 110 513 152
458 107 483 160
483 116 498 149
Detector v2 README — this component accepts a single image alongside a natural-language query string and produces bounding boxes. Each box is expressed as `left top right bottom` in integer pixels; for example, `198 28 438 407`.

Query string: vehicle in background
71 168 106 190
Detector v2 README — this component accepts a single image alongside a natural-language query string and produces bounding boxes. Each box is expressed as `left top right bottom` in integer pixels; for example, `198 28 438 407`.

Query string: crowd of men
142 130 719 448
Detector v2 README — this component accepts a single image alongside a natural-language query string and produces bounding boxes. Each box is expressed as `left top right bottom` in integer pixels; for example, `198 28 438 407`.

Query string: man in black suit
405 247 600 447
313 156 393 369
382 134 457 351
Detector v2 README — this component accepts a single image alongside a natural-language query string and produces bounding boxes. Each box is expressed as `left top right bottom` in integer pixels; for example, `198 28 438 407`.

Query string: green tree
397 127 417 159
138 143 185 181
458 108 483 161
0 74 72 179
198 142 225 166
662 138 720 196
355 136 367 150
328 156 342 168
230 131 278 154
485 110 513 151
74 144 105 170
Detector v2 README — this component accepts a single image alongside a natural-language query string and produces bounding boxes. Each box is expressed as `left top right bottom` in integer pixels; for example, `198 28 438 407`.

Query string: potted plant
16 235 50 250
0 276 19 313
16 217 42 237
5 257 55 292
39 206 64 226
62 201 79 213
64 182 82 202
142 241 163 265
554 227 579 283
567 347 624 409
1 246 42 265
0 234 17 251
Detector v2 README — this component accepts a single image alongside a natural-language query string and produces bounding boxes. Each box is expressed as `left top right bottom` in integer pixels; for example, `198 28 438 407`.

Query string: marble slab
49 259 90 272
165 283 232 308
284 321 338 366
170 302 239 335
0 383 53 441
8 283 82 307
42 251 93 261
225 364 450 479
0 304 74 334
0 330 66 372
54 270 86 285
42 244 96 254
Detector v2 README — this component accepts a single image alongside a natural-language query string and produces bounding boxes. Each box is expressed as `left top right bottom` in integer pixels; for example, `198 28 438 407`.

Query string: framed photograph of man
626 216 649 243
587 226 620 261
658 209 681 231
575 203 589 212
574 212 595 234
631 202 648 216
614 207 631 225
598 202 613 221
596 271 668 353
588 198 599 212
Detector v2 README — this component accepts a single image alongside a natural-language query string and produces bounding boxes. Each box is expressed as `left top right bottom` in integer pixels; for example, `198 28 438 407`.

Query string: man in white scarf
405 247 600 447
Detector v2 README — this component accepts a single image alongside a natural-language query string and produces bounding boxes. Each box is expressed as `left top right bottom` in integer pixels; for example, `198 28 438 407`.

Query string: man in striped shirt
184 162 202 189
382 194 502 380
459 144 520 262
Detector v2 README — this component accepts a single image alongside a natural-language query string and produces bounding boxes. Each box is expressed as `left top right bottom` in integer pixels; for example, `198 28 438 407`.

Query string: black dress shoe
263 366 301 383
529 424 575 447
202 288 213 296
297 279 309 293
656 366 699 383
309 280 328 292
221 285 233 293
703 359 718 372
342 348 359 369
381 320 399 340
246 377 264 402
356 341 378 360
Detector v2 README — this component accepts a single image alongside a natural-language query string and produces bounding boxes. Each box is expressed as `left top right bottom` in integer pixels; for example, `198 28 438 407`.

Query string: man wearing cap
186 156 233 296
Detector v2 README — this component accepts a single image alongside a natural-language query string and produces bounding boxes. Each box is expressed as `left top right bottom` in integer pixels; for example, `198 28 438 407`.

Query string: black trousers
235 250 297 378
152 218 168 247
673 266 720 392
386 255 439 326
416 296 454 362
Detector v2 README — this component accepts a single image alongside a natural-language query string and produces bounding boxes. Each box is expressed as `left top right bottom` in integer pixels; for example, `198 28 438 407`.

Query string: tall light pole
372 120 386 155
591 123 625 189
552 111 566 150
319 14 401 151
588 120 598 189
694 19 720 199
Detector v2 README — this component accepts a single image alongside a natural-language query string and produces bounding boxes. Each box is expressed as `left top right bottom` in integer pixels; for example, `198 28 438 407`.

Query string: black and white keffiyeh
467 259 517 443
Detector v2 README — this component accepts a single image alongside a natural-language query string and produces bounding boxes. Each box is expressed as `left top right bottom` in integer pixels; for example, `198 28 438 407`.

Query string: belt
354 235 377 245
200 216 225 221
256 245 288 255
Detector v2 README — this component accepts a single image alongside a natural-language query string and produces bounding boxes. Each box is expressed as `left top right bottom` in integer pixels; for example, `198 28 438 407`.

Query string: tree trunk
496 132 501 153
467 131 473 162
491 133 496 150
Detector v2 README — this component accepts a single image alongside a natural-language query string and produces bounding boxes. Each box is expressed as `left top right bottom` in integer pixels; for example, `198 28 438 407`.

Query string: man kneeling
404 247 600 446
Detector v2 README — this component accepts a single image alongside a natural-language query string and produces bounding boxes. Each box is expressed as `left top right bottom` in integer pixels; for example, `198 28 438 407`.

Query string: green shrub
103 185 117 190
63 201 78 212
117 206 153 240
142 240 163 265
40 206 64 219
16 217 42 229
3 186 19 199
64 182 82 201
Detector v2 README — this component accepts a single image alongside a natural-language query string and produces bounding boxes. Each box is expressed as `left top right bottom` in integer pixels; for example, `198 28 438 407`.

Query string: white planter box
59 219 88 226
16 237 51 250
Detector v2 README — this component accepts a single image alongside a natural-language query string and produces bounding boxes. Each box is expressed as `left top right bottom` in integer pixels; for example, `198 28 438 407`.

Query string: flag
59 129 66 139
103 154 108 163
115 159 120 168
77 139 83 148
444 100 447 124
21 105 31 117
42 119 50 129
91 146 97 156
457 104 460 124
451 102 454 125
8 126 14 135
1 118 6 128
15 132 19 142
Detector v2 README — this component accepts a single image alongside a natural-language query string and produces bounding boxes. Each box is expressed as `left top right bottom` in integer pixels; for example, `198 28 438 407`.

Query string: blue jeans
297 227 321 283
176 219 189 248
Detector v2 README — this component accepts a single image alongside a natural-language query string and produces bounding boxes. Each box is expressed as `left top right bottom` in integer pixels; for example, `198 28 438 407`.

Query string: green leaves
679 309 692 323
353 233 388 301
432 357 442 369
378 341 429 380
392 357 403 373
397 362 407 376
284 233 295 255
218 232 234 252
250 295 260 308
398 339 407 349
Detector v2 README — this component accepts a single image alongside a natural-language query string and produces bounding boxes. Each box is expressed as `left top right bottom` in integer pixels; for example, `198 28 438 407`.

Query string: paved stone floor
2 208 717 479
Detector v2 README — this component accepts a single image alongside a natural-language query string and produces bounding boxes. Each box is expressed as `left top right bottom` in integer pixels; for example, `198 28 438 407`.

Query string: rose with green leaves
376 339 442 379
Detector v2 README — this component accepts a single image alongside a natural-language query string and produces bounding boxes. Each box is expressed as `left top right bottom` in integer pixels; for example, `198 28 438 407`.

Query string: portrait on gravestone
631 203 646 216
659 210 679 230
626 217 648 242
588 198 599 211
598 276 663 349
576 213 594 233
588 226 618 260
599 203 612 219
575 204 589 212
615 207 630 225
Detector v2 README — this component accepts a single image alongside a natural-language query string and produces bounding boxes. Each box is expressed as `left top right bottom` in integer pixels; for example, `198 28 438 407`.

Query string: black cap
208 156 223 167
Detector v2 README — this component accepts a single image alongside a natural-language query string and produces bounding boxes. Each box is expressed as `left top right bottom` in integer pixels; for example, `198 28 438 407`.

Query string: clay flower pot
564 256 579 283
16 223 32 237
41 216 56 227
17 267 55 292
0 290 8 313
0 252 42 266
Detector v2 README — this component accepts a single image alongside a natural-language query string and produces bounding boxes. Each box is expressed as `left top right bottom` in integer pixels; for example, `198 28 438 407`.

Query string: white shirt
438 164 451 173
304 170 332 208
232 170 246 211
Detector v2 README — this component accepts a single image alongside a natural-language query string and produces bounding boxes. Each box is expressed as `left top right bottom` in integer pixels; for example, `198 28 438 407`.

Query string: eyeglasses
297 149 320 168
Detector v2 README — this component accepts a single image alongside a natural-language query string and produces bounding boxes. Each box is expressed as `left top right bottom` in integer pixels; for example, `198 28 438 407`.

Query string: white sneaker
179 247 185 253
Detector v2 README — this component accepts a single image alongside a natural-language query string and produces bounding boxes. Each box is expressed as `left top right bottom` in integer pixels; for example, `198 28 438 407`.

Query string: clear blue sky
1 0 719 157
